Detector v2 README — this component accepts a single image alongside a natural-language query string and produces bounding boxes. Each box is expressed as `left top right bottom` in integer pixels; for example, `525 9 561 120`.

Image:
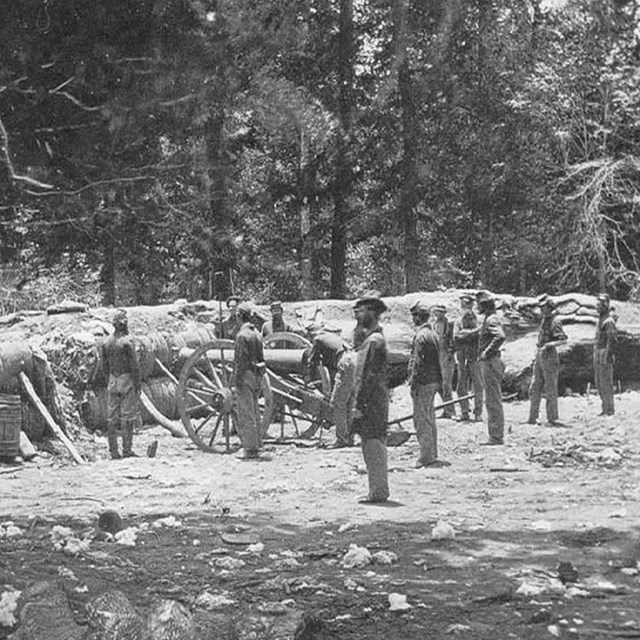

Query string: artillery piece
177 332 334 453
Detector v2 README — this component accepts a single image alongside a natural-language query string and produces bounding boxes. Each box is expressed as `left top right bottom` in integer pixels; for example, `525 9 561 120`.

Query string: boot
108 424 120 459
122 423 137 458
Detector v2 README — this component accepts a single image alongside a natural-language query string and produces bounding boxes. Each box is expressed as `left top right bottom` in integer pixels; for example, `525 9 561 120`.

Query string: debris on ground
372 550 398 565
342 544 372 568
195 590 236 609
215 556 246 570
0 521 22 539
527 444 623 468
388 593 412 611
49 525 91 555
152 515 182 528
114 527 138 546
431 520 456 540
0 589 20 627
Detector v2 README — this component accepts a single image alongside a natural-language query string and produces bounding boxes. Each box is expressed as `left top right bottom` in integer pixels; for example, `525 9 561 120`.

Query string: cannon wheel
177 341 274 453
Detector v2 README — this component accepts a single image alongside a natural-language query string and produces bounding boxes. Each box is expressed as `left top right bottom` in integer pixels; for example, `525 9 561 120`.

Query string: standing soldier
351 292 390 503
594 293 617 416
102 309 141 460
431 304 456 419
233 302 267 460
476 291 506 445
328 342 356 448
454 293 483 422
408 301 443 468
528 295 568 425
261 301 294 343
221 295 243 340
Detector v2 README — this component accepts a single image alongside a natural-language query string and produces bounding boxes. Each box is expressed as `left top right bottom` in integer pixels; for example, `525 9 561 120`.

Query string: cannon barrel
178 347 307 376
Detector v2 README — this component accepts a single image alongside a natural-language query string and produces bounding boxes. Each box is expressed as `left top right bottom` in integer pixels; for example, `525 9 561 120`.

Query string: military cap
476 290 495 303
354 290 387 314
431 304 446 313
270 300 283 310
597 293 610 304
410 301 430 316
226 295 241 307
460 293 474 303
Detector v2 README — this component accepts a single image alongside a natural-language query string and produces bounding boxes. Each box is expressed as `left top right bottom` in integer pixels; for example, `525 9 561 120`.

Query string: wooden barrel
0 393 22 460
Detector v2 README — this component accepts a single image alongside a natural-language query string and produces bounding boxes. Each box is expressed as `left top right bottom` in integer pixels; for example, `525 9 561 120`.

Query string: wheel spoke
193 368 218 391
194 410 217 436
208 413 224 447
186 400 209 415
206 358 224 389
186 386 214 403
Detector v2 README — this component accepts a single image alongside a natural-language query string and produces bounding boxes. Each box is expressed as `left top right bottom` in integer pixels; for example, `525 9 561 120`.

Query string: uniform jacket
351 327 389 440
407 323 442 387
102 332 141 391
478 312 505 359
234 322 265 385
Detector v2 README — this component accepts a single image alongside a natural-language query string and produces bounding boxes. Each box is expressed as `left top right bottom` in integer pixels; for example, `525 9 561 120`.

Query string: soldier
476 291 506 445
221 295 242 340
261 300 294 343
454 293 483 422
351 292 390 503
528 295 568 425
328 342 356 448
306 327 346 387
233 302 267 459
431 304 456 419
102 309 141 459
408 301 443 468
594 293 617 416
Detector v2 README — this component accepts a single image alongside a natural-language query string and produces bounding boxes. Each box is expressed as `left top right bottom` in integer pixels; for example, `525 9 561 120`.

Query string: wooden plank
19 372 85 465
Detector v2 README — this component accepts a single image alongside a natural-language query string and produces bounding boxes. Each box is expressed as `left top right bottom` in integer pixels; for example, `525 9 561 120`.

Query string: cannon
177 333 335 452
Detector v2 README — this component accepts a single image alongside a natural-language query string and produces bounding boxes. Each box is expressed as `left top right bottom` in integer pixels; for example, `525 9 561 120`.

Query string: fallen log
19 372 85 465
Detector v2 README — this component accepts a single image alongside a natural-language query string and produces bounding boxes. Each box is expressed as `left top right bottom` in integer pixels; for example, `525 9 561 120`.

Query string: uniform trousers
330 351 355 445
361 437 389 501
438 351 456 417
107 373 140 456
593 348 615 415
236 371 262 454
480 356 504 442
528 348 560 423
411 382 439 464
456 351 483 419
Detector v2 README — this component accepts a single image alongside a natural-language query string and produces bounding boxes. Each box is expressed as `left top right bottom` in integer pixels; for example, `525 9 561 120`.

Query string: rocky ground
1 388 639 639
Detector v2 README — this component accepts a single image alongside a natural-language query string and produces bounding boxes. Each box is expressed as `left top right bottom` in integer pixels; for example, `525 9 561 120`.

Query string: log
139 391 186 438
19 372 85 465
19 430 38 460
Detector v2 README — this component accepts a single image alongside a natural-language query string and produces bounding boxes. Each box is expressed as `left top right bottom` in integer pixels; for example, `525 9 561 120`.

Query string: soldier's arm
480 317 505 359
604 319 617 362
543 318 568 350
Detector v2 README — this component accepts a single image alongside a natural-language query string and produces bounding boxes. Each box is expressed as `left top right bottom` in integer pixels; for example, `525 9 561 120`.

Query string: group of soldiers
100 291 618 506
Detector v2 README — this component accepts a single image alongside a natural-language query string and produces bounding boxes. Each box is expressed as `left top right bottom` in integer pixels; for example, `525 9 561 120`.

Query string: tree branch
0 115 54 190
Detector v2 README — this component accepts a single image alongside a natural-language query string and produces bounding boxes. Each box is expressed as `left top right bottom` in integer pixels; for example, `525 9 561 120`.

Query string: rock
232 609 321 640
145 600 195 640
85 590 146 640
97 510 123 535
9 581 85 640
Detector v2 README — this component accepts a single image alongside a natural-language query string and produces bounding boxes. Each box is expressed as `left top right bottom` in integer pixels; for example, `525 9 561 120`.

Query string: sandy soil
2 390 640 640
3 389 639 532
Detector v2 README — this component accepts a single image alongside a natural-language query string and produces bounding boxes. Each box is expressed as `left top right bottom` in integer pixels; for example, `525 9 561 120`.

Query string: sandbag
81 389 109 432
21 397 49 440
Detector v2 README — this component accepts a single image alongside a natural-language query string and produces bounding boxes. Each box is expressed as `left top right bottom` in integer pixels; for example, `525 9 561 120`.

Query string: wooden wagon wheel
177 341 274 453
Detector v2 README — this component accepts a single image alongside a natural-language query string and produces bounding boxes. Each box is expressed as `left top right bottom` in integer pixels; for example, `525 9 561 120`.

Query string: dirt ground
2 388 640 639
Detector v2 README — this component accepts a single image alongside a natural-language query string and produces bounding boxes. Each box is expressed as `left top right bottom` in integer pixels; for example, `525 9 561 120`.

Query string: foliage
1 0 639 304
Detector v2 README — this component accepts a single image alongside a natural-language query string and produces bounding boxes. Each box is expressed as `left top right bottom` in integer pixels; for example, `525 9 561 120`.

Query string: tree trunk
330 0 354 299
100 231 116 306
394 0 420 293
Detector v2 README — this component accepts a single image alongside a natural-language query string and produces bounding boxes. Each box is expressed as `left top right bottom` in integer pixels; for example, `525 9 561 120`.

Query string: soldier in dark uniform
233 302 267 459
351 292 390 503
102 309 141 459
454 293 483 422
261 301 294 343
408 301 442 468
221 295 243 340
528 295 568 425
476 291 506 445
594 293 617 416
